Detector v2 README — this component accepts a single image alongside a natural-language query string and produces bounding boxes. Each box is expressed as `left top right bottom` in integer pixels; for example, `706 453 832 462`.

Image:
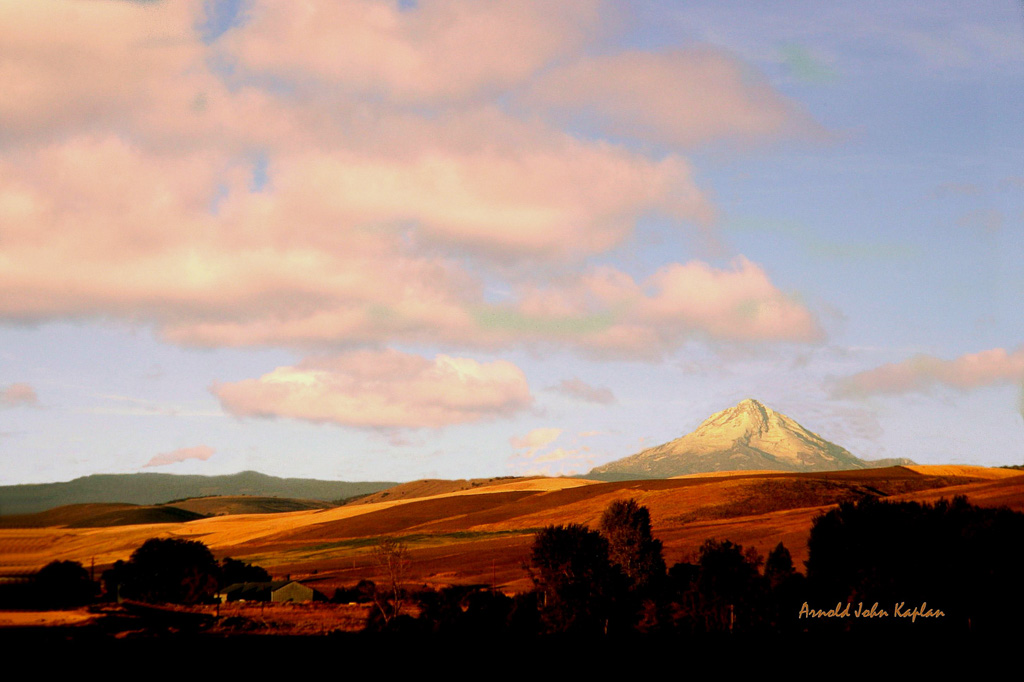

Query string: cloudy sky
2 0 1023 485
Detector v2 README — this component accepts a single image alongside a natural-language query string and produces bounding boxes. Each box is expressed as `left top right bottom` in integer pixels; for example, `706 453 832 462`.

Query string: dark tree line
804 495 1024 633
525 494 1024 637
373 494 1024 637
527 503 804 636
102 538 271 604
0 538 272 609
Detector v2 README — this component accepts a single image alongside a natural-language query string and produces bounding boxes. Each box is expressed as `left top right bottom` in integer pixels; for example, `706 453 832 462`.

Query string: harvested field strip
238 529 538 568
273 492 538 542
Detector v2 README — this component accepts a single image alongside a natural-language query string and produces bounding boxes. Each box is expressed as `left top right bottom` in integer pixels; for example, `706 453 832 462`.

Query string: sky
1 0 1023 485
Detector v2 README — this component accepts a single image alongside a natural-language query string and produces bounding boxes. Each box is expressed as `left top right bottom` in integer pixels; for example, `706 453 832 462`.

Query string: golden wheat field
3 466 1022 597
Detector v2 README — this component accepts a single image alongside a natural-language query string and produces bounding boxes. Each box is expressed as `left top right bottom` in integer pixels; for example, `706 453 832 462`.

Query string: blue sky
1 0 1022 484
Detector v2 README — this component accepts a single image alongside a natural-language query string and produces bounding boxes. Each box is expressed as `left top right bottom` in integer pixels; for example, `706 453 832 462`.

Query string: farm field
3 466 1021 597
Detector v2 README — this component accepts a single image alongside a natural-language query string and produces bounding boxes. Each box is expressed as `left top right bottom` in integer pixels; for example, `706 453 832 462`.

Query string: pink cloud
0 1 204 139
0 131 814 357
143 445 215 468
834 347 1024 397
0 132 797 357
0 122 715 350
223 0 601 103
213 349 533 429
1 383 38 407
509 256 823 357
0 1 826 362
251 118 714 259
548 378 616 404
524 47 824 147
1 0 710 262
639 258 821 342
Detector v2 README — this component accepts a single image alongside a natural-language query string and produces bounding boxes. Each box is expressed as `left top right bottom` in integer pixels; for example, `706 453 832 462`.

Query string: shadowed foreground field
2 466 1022 600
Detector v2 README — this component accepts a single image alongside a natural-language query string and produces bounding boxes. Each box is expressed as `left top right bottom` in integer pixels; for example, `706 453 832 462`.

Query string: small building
271 581 317 603
217 580 326 603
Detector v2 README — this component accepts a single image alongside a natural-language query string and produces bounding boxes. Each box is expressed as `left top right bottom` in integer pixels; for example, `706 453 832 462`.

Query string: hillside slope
0 471 397 515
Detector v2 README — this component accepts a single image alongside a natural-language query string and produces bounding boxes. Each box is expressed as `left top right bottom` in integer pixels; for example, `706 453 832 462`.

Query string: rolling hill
4 465 1020 595
0 471 397 515
0 503 205 529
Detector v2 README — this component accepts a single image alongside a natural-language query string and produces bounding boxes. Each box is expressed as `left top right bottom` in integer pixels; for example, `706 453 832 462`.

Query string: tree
674 539 767 634
760 542 805 633
529 523 632 635
370 537 411 627
598 499 666 596
35 560 96 609
219 557 271 586
763 542 795 590
111 538 220 604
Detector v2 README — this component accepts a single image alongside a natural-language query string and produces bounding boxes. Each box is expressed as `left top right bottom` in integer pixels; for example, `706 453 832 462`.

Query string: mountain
0 470 398 516
588 399 913 480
